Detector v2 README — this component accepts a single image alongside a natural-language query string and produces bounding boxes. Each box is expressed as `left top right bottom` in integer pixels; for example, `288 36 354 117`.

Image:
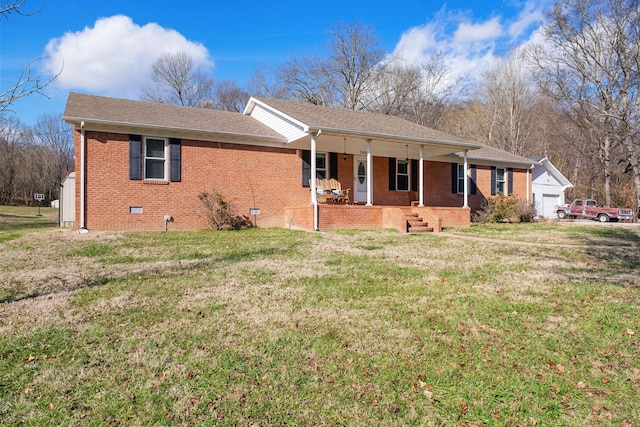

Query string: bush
198 191 254 230
472 194 535 224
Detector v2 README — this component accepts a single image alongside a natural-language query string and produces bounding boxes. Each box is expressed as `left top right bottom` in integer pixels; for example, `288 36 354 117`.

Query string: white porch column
311 132 319 231
463 150 469 208
419 145 425 207
310 133 317 205
366 139 373 206
527 165 533 203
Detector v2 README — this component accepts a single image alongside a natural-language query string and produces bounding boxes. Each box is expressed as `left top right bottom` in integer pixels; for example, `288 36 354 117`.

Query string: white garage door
542 194 560 218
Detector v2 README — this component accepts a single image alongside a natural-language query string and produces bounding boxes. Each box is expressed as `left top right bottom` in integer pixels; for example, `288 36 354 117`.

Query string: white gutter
60 116 286 145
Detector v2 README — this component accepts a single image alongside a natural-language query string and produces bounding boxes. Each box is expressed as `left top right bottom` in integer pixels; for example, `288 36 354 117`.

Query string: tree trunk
603 135 612 207
623 137 640 216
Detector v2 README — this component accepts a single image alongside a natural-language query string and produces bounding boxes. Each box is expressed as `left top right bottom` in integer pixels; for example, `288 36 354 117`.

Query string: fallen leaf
460 401 468 415
423 389 433 398
576 381 587 389
625 329 635 336
346 358 353 365
556 365 566 373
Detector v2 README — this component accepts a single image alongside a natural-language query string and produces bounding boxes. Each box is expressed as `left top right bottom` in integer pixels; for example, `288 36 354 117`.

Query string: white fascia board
244 97 310 132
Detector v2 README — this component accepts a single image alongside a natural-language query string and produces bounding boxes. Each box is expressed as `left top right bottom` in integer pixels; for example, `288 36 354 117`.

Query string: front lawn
1 219 638 425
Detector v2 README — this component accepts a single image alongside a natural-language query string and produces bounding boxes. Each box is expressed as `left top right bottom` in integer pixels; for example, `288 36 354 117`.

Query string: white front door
354 156 367 203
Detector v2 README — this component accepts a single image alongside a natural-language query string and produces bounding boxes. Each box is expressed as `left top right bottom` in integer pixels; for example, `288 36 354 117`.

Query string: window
396 159 409 191
457 164 465 194
316 153 327 179
144 138 167 180
496 167 506 194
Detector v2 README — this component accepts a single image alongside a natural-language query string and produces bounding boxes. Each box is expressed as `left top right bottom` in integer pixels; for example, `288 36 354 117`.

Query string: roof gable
245 97 480 148
532 156 573 188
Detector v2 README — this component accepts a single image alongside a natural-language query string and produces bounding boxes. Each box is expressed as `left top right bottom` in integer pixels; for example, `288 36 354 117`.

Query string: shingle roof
63 92 285 142
251 97 478 146
464 144 536 165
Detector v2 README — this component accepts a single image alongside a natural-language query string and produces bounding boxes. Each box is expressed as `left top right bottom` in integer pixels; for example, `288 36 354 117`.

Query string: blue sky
0 0 550 125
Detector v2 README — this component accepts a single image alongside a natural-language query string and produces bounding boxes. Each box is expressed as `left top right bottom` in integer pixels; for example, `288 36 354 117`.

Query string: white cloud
508 1 546 38
42 15 212 98
391 3 549 94
453 17 503 44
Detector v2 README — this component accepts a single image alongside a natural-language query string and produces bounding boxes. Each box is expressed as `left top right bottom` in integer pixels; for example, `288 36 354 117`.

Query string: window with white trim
144 137 168 180
396 159 409 191
496 167 506 194
457 164 465 194
316 152 327 179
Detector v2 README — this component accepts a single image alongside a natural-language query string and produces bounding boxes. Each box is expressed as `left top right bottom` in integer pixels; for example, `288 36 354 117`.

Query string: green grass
0 205 58 243
1 213 639 426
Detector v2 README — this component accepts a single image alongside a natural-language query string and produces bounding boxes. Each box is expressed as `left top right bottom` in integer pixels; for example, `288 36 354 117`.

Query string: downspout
311 131 321 231
80 121 87 231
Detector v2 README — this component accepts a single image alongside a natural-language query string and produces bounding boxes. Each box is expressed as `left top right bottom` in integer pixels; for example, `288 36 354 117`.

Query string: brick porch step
405 212 433 233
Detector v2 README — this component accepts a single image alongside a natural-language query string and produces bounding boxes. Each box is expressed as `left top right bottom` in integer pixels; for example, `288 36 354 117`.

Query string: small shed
531 156 573 219
59 171 75 227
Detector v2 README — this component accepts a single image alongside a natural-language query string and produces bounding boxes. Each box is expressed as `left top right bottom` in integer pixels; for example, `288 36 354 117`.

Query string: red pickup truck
555 199 634 222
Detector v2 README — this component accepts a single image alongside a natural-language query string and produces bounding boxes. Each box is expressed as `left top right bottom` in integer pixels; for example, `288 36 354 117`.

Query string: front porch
283 204 471 233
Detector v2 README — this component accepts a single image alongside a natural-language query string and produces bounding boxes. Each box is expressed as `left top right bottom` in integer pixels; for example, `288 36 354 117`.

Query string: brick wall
75 129 530 231
76 130 310 231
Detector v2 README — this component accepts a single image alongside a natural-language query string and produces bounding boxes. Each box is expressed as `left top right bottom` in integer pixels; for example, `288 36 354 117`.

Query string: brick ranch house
62 93 536 232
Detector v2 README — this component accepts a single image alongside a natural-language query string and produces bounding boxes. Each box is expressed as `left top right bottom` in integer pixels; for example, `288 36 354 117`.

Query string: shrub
473 194 535 224
198 191 253 230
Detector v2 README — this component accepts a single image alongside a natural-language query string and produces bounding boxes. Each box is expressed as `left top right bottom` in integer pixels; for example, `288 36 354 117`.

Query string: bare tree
476 52 540 156
278 21 385 110
0 118 32 204
279 54 332 105
245 65 289 100
325 21 386 110
407 52 467 129
33 114 74 191
1 1 57 113
363 62 423 117
529 0 640 207
140 51 214 107
211 80 250 112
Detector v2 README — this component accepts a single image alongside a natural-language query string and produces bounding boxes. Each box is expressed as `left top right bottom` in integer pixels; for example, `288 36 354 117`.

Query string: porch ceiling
287 132 475 160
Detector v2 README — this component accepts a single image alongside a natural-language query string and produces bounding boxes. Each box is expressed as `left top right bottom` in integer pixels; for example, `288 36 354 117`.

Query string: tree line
0 115 73 205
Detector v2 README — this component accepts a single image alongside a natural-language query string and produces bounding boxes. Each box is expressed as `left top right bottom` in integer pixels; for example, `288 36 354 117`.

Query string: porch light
343 138 347 160
405 144 409 162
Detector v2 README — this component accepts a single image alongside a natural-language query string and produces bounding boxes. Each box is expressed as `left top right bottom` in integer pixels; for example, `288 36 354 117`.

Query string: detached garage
531 156 573 219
